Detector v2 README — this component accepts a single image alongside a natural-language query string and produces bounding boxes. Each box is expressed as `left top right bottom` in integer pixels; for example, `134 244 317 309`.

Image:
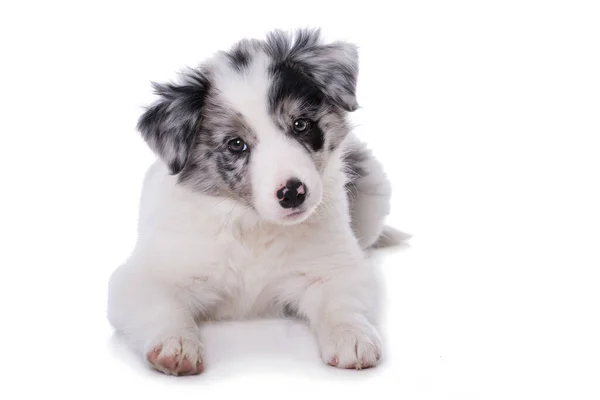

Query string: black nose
277 178 307 209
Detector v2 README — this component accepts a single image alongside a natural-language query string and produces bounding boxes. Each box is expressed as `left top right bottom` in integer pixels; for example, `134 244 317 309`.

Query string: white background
1 1 599 399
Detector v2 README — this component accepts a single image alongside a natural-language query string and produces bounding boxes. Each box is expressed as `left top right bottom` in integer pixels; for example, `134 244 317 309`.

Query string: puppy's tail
370 225 411 249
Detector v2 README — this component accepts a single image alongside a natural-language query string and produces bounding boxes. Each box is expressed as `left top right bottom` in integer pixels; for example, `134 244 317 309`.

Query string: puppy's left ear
137 69 209 174
297 41 360 112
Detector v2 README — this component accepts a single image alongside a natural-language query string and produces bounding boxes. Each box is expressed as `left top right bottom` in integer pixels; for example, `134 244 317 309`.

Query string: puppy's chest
187 227 306 318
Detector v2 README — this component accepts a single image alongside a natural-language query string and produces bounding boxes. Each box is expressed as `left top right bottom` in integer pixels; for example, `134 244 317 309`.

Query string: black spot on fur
137 69 210 174
227 47 251 72
263 29 360 111
269 63 325 110
283 303 298 317
303 120 325 152
269 63 326 152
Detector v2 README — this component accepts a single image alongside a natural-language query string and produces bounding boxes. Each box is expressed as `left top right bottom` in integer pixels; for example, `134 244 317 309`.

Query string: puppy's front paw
318 322 382 370
146 335 205 376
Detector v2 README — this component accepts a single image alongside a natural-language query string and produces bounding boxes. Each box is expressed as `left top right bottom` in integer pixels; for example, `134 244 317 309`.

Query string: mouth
282 209 308 221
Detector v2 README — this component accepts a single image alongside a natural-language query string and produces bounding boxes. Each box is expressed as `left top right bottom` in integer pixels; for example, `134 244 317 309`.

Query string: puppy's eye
292 119 311 133
228 138 247 153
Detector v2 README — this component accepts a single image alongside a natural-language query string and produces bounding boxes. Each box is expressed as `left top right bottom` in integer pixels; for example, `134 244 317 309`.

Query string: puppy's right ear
137 69 209 175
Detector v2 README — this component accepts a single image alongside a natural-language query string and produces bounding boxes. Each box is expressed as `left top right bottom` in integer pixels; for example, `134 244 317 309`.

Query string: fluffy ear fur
266 29 360 112
137 69 209 174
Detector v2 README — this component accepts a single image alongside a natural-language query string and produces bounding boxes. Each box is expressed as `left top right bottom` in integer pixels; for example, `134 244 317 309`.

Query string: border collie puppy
108 29 397 376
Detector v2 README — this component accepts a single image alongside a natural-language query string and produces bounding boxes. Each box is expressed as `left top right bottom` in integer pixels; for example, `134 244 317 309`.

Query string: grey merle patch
137 69 210 175
263 29 360 112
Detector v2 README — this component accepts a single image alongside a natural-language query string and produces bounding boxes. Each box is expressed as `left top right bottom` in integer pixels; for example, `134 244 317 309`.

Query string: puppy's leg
108 263 205 376
292 251 382 369
343 136 393 249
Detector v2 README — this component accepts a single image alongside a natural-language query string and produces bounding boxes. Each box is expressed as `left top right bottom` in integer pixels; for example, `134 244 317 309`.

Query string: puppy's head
138 29 358 225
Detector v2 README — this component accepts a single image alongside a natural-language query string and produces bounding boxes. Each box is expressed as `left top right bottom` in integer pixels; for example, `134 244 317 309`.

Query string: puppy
108 29 397 376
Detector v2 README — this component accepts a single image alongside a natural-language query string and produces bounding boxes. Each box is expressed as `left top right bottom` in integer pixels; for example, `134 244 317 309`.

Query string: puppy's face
138 30 358 225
